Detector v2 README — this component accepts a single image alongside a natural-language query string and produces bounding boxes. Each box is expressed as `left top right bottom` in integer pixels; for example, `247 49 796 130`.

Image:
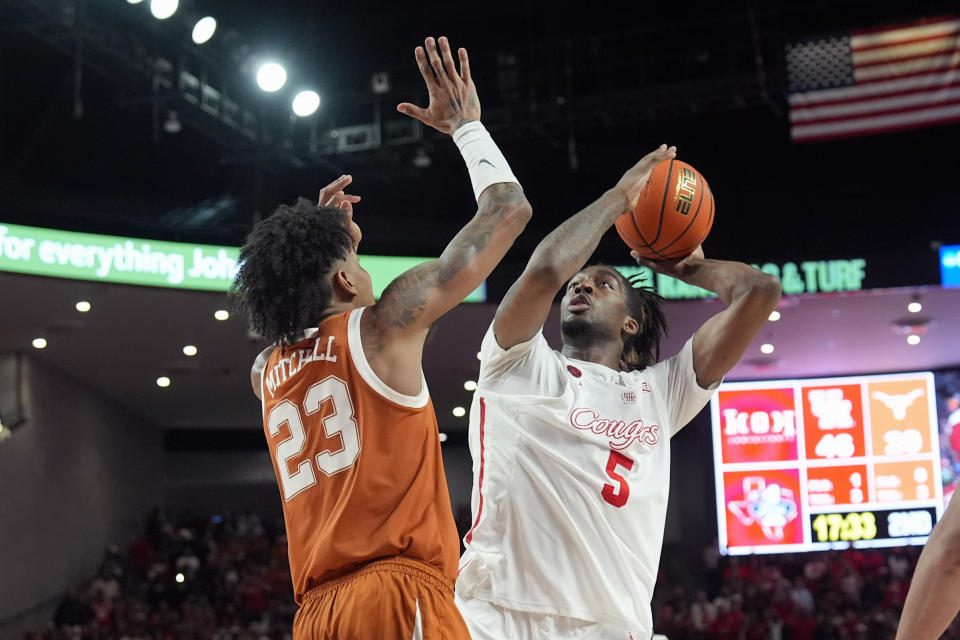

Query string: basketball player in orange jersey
895 495 960 640
232 36 530 639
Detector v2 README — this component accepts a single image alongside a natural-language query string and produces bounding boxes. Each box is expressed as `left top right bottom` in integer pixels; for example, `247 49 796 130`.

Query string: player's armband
453 121 521 202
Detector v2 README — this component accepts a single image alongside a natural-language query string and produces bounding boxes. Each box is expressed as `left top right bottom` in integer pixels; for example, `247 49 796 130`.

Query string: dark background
2 0 958 273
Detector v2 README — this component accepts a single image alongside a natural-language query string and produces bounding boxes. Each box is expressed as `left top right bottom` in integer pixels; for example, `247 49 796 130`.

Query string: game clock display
711 372 943 555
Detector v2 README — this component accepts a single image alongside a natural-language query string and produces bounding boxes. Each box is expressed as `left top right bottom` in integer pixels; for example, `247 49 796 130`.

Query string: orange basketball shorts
293 556 471 640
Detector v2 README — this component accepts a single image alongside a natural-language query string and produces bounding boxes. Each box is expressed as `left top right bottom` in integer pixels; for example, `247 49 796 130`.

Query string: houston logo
674 167 697 215
728 477 798 541
569 408 659 450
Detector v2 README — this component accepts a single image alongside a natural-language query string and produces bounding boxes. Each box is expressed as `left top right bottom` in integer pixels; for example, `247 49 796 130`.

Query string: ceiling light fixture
292 90 320 117
256 62 287 92
149 0 178 20
191 16 217 44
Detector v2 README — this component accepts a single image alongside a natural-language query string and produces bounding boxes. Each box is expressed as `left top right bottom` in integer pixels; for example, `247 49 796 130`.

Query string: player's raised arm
633 247 780 388
492 145 675 350
364 37 531 345
894 496 960 640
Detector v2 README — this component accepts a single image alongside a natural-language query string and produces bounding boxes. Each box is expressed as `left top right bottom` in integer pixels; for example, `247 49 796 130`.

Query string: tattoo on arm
375 265 434 330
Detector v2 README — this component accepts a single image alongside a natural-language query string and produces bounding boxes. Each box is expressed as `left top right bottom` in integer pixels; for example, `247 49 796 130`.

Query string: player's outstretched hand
612 144 677 214
631 245 705 279
397 36 480 135
318 175 362 215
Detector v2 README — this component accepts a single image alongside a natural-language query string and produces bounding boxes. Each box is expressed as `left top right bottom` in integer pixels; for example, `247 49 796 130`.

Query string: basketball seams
616 159 714 262
652 173 708 255
661 186 714 259
627 205 653 250
650 159 675 246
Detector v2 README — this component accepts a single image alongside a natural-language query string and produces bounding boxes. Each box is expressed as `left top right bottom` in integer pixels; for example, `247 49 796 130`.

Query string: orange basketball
615 158 715 261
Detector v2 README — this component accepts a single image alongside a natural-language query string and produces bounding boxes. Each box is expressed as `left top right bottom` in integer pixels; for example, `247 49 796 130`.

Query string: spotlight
760 343 775 354
149 0 178 20
438 432 448 442
175 572 185 583
452 407 466 418
476 352 482 360
214 310 229 321
182 345 198 357
292 90 320 117
907 296 922 313
191 16 216 44
464 380 477 391
32 338 47 349
907 334 921 346
76 301 91 313
256 63 287 92
157 376 171 388
126 0 144 4
768 310 781 322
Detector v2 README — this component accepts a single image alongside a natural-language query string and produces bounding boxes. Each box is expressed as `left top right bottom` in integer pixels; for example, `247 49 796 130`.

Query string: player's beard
561 315 604 347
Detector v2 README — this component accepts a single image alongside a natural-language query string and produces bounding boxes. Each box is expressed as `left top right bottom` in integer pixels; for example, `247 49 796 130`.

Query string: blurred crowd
24 510 295 640
20 508 960 640
652 541 960 640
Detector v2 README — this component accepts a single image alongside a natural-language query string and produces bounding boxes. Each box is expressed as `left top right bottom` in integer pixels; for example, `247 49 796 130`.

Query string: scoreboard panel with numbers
711 371 943 555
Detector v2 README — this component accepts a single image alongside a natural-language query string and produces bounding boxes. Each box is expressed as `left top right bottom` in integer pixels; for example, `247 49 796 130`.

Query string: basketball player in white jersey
455 145 782 639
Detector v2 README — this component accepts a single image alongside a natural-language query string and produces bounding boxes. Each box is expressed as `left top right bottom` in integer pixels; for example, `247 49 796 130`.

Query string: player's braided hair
607 267 668 372
231 198 354 345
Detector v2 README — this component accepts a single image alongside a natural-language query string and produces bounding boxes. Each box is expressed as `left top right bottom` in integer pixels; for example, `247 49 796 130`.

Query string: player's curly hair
231 198 353 345
608 268 668 372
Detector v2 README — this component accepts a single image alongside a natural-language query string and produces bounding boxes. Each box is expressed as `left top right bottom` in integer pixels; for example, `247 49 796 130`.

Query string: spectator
791 576 816 614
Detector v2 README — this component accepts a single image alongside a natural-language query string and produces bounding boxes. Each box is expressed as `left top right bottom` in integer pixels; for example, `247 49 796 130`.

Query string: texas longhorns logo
872 389 924 420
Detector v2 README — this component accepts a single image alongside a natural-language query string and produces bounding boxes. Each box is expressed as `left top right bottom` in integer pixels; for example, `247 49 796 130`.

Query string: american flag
786 15 960 143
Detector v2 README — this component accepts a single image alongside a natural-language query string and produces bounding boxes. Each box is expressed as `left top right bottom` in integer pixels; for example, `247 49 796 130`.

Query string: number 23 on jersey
266 376 361 501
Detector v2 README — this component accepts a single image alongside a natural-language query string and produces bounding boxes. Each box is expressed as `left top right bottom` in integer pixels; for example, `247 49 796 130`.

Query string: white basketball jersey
456 324 717 633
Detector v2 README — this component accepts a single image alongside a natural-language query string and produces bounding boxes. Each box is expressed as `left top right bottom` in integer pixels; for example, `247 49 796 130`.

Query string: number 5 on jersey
601 450 634 508
267 376 361 501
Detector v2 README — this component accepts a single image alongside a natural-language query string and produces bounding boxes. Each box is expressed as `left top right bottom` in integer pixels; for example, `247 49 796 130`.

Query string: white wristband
453 121 520 202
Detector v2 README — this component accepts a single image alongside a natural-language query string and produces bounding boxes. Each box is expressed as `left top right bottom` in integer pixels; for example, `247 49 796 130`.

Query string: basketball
615 158 715 261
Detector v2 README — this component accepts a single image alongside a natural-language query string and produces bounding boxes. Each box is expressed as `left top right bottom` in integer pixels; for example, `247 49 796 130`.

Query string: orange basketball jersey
259 308 461 604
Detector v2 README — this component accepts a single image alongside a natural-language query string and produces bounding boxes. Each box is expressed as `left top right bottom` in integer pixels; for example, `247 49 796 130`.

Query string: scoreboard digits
811 512 877 543
810 508 935 543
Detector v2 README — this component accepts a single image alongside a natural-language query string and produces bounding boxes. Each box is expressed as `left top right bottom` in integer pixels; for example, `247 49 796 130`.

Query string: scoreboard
711 372 943 555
